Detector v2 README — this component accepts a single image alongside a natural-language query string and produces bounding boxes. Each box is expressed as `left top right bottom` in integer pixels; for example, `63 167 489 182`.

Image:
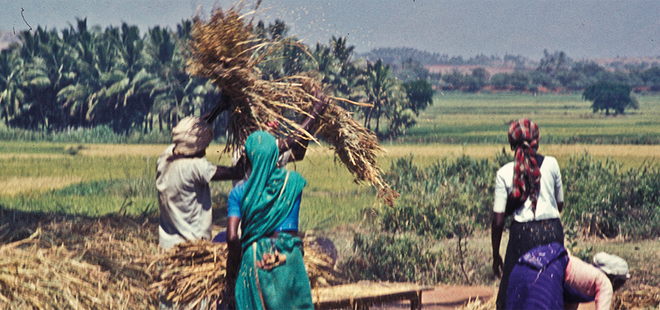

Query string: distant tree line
0 18 434 139
380 50 660 94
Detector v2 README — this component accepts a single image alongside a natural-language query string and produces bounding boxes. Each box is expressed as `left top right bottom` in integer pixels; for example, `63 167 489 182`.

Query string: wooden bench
313 282 434 310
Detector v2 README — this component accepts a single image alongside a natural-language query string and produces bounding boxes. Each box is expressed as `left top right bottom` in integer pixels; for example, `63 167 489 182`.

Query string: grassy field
2 141 659 228
2 92 660 224
1 93 659 290
402 92 660 144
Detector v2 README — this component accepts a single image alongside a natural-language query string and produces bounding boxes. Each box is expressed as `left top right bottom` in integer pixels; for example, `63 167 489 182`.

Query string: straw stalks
0 211 158 309
186 4 398 205
150 237 344 309
613 285 660 310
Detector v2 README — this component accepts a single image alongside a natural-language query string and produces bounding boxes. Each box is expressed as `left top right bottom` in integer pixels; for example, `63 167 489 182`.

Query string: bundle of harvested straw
150 238 343 309
150 241 229 309
0 210 160 309
186 4 398 205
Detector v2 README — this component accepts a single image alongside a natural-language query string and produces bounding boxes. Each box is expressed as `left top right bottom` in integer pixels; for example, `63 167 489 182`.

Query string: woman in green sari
226 131 313 310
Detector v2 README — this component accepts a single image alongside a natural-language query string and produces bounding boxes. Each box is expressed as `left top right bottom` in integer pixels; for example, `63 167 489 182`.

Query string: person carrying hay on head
226 131 314 310
491 118 566 310
156 116 246 251
563 252 630 310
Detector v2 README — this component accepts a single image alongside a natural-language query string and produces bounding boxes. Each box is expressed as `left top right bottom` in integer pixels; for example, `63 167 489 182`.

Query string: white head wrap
593 252 630 278
172 116 214 156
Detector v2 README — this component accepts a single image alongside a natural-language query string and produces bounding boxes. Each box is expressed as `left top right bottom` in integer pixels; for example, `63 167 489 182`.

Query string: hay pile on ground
456 295 496 310
186 4 398 205
0 210 159 309
150 237 344 309
612 285 660 310
455 286 660 310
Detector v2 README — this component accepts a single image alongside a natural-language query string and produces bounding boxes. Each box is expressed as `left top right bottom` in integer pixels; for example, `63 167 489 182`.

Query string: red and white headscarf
508 118 541 215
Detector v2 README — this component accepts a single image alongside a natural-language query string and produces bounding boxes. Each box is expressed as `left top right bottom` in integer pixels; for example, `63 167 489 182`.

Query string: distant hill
0 30 19 51
359 47 660 74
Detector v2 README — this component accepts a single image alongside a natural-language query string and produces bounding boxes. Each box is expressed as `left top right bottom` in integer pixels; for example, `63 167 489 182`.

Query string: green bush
382 152 660 240
340 232 446 284
381 155 496 239
562 154 660 239
0 126 173 144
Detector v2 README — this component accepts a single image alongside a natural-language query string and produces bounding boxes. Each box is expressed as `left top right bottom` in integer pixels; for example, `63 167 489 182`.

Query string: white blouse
493 156 564 222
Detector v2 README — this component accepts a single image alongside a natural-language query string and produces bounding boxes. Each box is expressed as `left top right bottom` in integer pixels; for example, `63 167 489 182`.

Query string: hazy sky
2 0 659 60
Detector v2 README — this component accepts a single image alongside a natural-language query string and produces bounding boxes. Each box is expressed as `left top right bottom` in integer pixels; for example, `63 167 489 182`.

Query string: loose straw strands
612 285 660 310
150 238 344 309
186 5 398 205
149 241 229 310
0 229 157 310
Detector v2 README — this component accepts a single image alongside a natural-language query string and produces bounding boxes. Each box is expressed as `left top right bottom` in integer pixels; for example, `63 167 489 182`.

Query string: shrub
382 152 660 240
381 155 496 239
562 154 660 239
339 232 446 284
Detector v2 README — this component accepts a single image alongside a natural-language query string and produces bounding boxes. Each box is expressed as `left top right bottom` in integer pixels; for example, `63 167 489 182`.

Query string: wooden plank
313 282 433 310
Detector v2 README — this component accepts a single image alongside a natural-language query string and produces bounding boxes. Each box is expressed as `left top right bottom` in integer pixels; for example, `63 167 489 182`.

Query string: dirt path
371 285 596 310
370 285 496 310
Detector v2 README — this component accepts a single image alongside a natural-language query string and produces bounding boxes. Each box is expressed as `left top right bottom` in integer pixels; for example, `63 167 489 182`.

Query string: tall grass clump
381 152 660 240
562 153 660 239
339 232 446 285
379 154 499 239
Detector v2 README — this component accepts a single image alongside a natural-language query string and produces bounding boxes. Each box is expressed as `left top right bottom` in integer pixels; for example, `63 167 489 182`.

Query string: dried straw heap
186 4 398 206
612 285 660 310
150 238 343 309
0 212 159 309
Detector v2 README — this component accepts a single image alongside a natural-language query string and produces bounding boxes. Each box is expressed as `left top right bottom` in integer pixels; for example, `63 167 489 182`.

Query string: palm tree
331 36 354 64
16 26 78 130
0 49 25 126
362 59 397 134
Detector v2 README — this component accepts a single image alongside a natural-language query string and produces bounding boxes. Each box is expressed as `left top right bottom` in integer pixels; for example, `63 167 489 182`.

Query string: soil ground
370 285 597 310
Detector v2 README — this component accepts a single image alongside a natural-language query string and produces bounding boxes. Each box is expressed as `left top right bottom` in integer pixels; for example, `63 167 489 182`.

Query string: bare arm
211 159 245 181
277 91 329 160
558 201 564 213
491 211 505 278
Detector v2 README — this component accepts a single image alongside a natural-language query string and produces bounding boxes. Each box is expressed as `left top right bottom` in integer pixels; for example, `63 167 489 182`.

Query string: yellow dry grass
78 144 232 162
456 295 496 310
380 144 660 167
0 153 70 159
0 214 159 309
0 176 83 196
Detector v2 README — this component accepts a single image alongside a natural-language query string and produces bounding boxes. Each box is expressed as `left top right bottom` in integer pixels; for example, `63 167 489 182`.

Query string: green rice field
1 92 659 230
403 92 660 144
2 92 659 289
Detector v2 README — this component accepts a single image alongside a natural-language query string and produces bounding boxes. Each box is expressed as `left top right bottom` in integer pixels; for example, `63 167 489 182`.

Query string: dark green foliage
381 155 496 239
561 154 660 239
340 232 446 284
639 66 660 90
0 18 220 134
395 58 429 82
382 153 660 240
0 125 172 144
583 81 639 115
402 79 433 116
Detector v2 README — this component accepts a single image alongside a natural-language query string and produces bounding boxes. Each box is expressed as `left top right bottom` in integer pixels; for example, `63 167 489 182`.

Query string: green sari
235 131 313 310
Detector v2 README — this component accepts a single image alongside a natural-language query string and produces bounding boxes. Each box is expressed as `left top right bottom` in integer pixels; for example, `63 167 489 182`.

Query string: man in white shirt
156 116 244 250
